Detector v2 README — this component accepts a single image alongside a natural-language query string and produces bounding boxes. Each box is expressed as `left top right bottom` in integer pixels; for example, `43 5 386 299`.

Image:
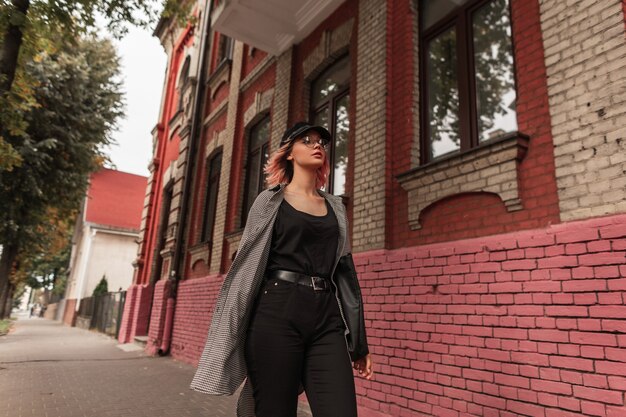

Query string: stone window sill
188 242 211 271
225 228 244 260
207 59 231 100
396 132 530 230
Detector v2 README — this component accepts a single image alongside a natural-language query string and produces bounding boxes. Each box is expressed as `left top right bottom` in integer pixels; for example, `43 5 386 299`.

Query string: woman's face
287 131 328 170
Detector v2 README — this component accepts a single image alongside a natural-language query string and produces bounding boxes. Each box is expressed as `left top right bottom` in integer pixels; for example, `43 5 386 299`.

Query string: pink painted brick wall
354 214 626 417
146 280 170 354
132 284 154 338
117 285 137 343
168 214 626 416
170 275 223 364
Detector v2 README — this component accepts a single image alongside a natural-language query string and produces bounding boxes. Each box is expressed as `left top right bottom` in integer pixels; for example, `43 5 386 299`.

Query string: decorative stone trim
205 129 226 159
203 99 228 127
224 229 244 263
168 109 183 128
158 248 174 280
209 41 245 274
179 121 192 139
207 59 231 100
303 18 353 81
239 55 275 92
161 164 173 189
188 242 210 270
397 133 530 230
354 0 386 251
244 89 274 127
270 49 292 153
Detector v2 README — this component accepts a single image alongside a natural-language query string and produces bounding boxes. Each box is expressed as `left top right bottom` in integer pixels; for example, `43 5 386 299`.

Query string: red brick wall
390 0 561 248
62 299 77 327
207 82 230 114
186 114 227 251
291 0 357 123
355 214 626 417
135 26 193 288
224 64 276 239
170 275 223 364
290 0 358 221
241 45 268 80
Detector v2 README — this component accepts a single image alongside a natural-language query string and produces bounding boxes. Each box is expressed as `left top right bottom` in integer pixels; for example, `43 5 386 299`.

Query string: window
310 55 351 195
177 56 191 111
241 117 270 226
151 185 173 283
201 151 222 244
217 34 234 64
420 0 517 162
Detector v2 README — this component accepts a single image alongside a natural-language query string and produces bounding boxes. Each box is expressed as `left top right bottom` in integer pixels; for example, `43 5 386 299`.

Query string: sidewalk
0 314 312 417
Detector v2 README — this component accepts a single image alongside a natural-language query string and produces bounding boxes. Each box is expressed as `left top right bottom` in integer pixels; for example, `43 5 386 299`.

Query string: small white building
62 168 146 326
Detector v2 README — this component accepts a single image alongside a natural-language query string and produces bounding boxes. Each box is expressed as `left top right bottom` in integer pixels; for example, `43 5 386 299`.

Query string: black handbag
334 253 369 361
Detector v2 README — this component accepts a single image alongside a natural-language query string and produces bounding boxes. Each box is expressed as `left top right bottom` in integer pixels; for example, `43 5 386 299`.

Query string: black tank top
266 198 339 278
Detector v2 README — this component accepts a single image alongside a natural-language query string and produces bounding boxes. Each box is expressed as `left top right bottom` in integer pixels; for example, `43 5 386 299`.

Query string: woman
191 122 372 417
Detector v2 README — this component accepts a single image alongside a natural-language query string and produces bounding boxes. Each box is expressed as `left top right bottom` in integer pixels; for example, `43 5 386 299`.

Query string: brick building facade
120 1 626 416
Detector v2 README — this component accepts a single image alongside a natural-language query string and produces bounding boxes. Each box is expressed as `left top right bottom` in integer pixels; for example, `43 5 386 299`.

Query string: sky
102 23 167 178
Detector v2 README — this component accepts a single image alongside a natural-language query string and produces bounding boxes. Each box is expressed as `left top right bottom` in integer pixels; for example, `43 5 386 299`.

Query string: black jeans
244 278 358 417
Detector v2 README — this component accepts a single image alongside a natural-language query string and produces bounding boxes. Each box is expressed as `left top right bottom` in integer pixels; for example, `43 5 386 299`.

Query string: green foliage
0 0 193 316
20 215 72 295
0 318 14 336
0 36 123 317
0 36 124 249
92 275 108 297
0 0 192 171
51 274 67 296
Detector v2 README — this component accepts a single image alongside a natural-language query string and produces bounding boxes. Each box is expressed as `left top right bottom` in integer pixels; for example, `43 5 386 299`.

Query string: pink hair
264 141 330 190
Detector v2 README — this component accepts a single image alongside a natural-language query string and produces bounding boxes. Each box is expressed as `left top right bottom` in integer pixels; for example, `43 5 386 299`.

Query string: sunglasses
299 135 330 150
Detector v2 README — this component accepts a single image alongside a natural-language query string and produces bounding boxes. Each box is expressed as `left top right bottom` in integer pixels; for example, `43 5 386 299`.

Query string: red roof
84 168 147 231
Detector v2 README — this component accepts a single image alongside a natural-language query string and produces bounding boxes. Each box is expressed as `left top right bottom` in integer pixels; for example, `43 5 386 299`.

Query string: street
0 315 313 417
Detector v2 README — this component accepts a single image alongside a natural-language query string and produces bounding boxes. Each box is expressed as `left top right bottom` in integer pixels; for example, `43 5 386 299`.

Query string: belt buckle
311 276 325 291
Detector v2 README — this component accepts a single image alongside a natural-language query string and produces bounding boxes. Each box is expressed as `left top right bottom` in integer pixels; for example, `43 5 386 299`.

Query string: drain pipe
159 0 213 356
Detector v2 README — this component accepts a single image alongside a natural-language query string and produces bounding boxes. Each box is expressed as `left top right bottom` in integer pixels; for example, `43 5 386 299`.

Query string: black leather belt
267 270 330 292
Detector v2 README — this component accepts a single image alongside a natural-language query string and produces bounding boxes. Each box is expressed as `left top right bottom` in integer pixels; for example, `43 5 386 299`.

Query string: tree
0 35 124 318
92 276 108 297
0 0 190 171
19 211 72 306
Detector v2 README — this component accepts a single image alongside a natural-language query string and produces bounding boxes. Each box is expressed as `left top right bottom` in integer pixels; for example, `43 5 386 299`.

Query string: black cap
279 121 332 148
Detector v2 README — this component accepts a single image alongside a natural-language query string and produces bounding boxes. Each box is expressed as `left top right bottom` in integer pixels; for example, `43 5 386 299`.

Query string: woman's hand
353 353 373 380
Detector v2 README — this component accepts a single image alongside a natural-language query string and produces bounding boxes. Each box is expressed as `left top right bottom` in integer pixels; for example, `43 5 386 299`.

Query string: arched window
177 56 191 111
201 151 222 245
310 55 351 196
241 116 270 227
217 34 233 64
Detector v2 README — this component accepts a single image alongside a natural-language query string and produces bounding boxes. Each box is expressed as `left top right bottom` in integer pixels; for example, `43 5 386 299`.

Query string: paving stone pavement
0 314 313 417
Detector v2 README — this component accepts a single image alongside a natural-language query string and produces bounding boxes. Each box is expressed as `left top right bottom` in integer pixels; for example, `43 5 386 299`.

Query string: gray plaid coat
190 183 352 416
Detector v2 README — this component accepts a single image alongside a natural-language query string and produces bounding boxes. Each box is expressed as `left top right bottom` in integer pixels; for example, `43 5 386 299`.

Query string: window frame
309 54 351 196
200 151 222 245
177 56 191 112
216 33 234 66
419 0 518 164
150 183 173 284
241 116 271 227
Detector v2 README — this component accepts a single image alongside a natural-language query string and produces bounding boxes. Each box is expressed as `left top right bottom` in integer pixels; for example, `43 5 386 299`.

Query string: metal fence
77 291 126 338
